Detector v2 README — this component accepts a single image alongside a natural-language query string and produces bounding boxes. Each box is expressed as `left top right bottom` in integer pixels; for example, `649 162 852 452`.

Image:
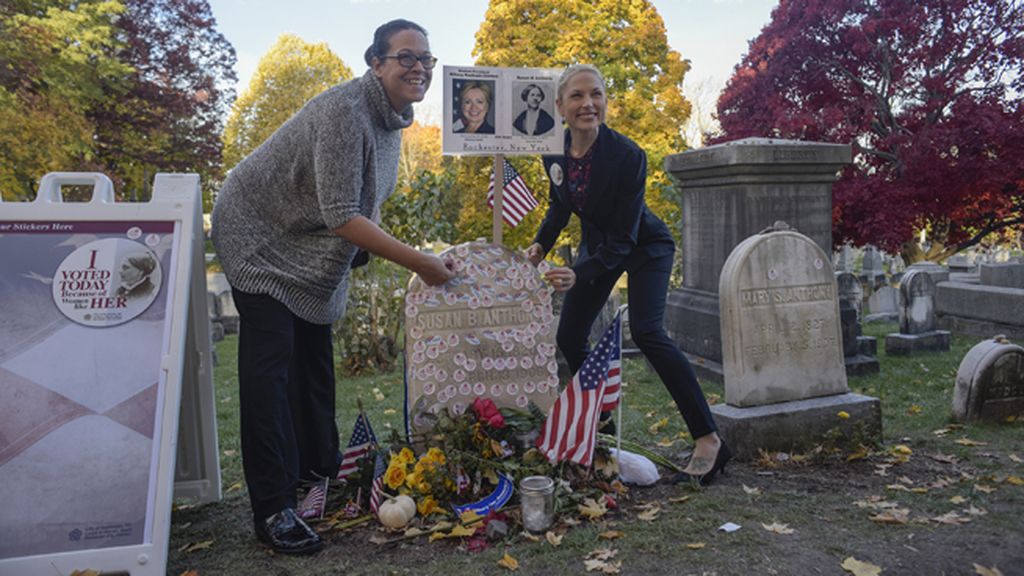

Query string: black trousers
232 288 340 521
557 252 717 439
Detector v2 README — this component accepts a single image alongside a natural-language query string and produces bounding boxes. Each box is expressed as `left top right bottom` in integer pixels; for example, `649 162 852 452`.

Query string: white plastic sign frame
0 172 215 575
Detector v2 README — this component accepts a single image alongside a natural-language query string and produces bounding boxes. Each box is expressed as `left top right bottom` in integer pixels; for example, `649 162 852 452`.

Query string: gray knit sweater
211 70 413 324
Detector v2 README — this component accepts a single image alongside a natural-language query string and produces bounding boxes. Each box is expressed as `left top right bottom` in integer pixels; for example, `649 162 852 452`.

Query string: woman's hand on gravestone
416 255 456 286
544 267 575 292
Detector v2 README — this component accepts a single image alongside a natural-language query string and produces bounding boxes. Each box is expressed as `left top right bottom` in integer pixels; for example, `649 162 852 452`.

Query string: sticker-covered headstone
405 241 558 435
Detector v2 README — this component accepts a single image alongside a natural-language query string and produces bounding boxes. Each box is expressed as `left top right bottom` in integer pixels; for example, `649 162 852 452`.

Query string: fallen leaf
578 498 608 520
383 408 396 415
587 548 619 561
933 428 952 436
636 505 660 522
1005 476 1024 486
520 532 541 542
949 495 967 504
668 496 691 504
449 524 477 537
955 438 988 447
584 559 622 574
907 404 922 415
226 482 243 493
847 445 869 462
841 556 882 576
911 487 929 494
761 522 795 535
931 511 970 525
686 542 706 549
930 453 958 464
891 444 913 456
459 510 482 524
974 484 997 494
403 527 426 537
973 564 1005 576
742 484 762 496
369 534 390 545
222 449 236 457
184 540 214 553
966 505 988 517
885 484 910 492
599 530 625 540
497 553 519 571
545 531 563 546
656 437 677 448
837 411 851 419
869 508 910 524
648 417 669 435
1009 454 1022 464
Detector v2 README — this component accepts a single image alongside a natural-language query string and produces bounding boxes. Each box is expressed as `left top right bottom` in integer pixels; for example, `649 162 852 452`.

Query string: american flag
536 312 622 466
368 450 388 514
337 412 377 481
487 159 538 227
297 476 329 520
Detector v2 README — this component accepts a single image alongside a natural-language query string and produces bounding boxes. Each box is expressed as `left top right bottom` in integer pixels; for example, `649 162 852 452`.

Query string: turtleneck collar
362 69 415 131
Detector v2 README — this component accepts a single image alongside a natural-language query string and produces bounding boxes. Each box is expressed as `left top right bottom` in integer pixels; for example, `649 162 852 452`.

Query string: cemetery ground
167 323 1023 576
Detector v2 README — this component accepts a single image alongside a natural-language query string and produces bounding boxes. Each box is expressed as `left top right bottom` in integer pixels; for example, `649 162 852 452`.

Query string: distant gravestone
836 272 879 376
860 246 885 288
834 245 853 273
947 254 972 273
712 223 880 459
404 242 558 438
719 224 848 406
953 336 1024 422
979 262 1024 289
865 285 899 322
885 268 950 355
216 290 238 334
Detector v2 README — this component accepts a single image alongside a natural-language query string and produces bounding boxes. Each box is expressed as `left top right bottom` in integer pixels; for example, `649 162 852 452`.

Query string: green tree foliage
0 0 131 199
222 34 352 171
468 0 692 253
89 0 237 209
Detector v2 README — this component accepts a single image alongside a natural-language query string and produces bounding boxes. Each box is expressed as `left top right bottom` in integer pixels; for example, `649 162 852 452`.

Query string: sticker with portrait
443 65 562 156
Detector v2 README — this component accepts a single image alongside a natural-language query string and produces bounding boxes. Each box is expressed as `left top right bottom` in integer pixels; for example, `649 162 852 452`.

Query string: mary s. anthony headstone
885 268 951 355
713 223 881 459
953 336 1024 423
404 242 558 439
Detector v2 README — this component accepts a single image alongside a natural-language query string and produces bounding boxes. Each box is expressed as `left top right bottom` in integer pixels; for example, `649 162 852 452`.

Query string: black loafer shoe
255 508 323 555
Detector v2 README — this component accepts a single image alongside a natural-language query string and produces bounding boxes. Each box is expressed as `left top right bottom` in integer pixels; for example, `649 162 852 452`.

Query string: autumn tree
467 0 692 252
0 0 130 199
87 0 236 208
717 0 1024 263
222 34 352 171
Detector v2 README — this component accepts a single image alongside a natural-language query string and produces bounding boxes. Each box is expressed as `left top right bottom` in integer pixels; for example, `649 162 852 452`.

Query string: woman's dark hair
364 19 428 66
520 84 545 102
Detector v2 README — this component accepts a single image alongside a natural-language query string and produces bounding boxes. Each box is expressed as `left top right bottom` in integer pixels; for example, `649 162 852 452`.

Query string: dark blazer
534 125 674 284
455 119 494 135
513 108 555 136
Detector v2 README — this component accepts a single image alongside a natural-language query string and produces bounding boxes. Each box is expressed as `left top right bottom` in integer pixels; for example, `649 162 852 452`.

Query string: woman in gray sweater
211 19 452 555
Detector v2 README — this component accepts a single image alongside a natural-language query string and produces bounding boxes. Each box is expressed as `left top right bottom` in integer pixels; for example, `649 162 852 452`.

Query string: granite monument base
845 354 880 377
884 330 951 356
711 393 881 461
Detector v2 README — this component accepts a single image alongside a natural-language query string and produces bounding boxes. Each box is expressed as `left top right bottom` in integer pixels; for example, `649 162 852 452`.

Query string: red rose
472 397 506 429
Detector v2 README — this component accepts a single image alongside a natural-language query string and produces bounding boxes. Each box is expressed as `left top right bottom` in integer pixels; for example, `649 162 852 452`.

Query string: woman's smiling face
556 71 606 132
461 87 489 126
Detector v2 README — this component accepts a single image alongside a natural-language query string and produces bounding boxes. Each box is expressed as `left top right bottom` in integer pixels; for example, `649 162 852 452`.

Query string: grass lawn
168 322 1023 575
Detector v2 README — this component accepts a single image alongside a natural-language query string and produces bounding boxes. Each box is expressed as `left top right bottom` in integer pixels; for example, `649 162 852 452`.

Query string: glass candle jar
519 475 555 533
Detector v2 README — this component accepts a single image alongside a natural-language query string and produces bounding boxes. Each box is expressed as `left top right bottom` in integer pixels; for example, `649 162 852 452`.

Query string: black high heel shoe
670 442 732 486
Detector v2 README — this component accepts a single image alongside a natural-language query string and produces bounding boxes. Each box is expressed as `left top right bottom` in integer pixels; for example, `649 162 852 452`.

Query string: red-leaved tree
716 0 1024 263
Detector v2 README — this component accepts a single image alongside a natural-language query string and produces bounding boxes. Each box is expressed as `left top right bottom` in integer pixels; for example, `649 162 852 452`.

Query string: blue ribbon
451 473 513 516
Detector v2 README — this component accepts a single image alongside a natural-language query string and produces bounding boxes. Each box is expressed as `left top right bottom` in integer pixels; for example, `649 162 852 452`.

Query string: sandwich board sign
0 172 218 576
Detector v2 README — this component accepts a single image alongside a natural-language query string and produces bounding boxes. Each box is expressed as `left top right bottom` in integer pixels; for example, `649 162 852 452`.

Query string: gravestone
865 285 899 322
216 290 239 334
836 272 879 375
906 261 949 286
953 336 1024 422
860 246 886 289
885 269 951 355
947 254 972 273
979 262 1024 289
834 244 853 273
404 241 558 438
712 223 881 459
663 138 852 382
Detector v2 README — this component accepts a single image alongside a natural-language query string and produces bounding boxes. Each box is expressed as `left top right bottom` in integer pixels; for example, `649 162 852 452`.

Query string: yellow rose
385 463 407 490
405 470 419 489
417 495 439 516
425 447 446 465
397 447 415 465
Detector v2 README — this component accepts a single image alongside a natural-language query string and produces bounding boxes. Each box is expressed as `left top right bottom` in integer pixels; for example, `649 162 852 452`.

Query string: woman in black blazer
527 64 730 485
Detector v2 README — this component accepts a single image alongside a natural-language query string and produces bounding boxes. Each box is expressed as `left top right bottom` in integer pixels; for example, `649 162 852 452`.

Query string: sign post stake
492 153 505 246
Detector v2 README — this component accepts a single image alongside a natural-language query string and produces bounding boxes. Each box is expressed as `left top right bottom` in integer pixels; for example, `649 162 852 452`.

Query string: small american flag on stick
337 410 377 481
536 311 622 466
488 159 538 227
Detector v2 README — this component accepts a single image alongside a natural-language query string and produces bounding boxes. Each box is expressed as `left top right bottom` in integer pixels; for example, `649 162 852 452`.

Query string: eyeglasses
380 53 438 70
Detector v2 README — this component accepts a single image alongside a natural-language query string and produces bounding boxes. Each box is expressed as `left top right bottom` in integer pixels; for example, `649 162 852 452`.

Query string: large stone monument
711 224 881 459
885 268 951 355
937 261 1024 340
663 138 851 382
952 336 1024 423
404 242 559 438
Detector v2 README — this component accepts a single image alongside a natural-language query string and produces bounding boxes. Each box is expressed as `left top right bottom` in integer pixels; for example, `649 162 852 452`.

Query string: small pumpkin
378 494 416 528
